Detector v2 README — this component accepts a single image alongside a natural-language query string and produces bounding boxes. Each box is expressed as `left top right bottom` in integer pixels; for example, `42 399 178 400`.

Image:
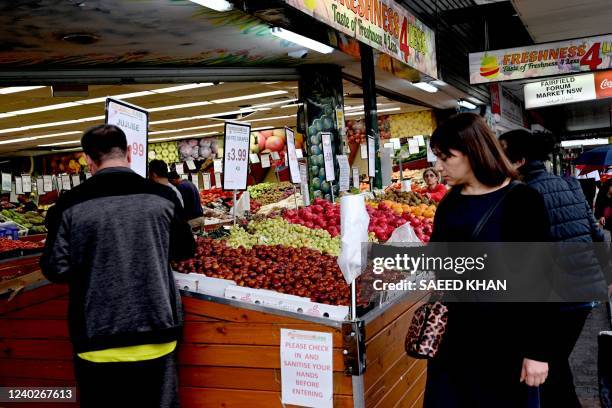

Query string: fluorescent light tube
211 90 287 104
149 123 224 135
187 0 233 11
270 27 334 54
0 86 46 95
412 82 438 93
0 116 104 135
39 140 82 147
458 100 477 110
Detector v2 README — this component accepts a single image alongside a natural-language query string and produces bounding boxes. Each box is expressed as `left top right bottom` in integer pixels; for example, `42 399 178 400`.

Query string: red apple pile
173 238 350 305
283 198 341 237
400 211 433 243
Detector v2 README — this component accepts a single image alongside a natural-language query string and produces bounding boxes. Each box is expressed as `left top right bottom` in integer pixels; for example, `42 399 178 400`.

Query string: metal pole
233 190 237 226
350 280 357 321
293 184 299 212
359 42 381 189
330 181 335 202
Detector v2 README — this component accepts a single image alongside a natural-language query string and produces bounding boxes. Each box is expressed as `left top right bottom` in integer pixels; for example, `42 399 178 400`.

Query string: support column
359 43 382 189
299 65 345 202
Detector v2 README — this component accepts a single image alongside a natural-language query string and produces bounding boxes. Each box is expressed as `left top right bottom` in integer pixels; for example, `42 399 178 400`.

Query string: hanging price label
181 174 189 181
299 162 310 207
15 176 23 195
360 143 368 159
408 138 419 154
1 173 11 192
321 132 335 182
426 139 437 163
185 160 196 171
367 135 376 177
61 174 72 190
383 142 395 156
203 173 211 190
21 175 32 193
9 183 18 203
36 177 45 195
295 149 303 159
337 155 350 191
285 127 301 184
175 164 185 175
261 154 271 168
213 159 223 174
43 175 53 192
271 151 280 161
223 121 250 190
85 172 92 180
352 167 360 188
191 174 199 190
215 172 222 187
415 135 425 146
249 154 260 164
71 174 80 187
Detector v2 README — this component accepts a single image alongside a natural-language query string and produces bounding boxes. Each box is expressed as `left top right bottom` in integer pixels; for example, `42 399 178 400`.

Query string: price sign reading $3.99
222 122 251 190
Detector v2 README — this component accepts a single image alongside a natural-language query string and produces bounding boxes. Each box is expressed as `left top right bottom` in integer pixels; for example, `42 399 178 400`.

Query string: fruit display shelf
1 254 429 408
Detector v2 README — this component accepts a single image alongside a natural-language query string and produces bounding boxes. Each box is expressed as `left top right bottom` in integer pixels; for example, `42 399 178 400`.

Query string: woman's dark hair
81 124 127 164
430 113 517 186
499 129 554 163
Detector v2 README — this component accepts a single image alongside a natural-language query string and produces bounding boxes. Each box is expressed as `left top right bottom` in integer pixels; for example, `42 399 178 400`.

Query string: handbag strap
471 181 519 240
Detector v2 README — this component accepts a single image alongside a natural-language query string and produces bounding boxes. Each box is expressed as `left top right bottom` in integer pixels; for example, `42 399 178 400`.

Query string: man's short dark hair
149 159 169 178
167 171 180 181
499 129 554 163
81 124 128 164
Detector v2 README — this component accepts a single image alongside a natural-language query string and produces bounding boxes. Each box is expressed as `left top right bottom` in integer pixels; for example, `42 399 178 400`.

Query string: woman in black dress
424 113 552 408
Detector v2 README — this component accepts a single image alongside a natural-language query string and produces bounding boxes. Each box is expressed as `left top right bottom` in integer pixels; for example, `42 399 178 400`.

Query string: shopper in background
40 124 195 408
425 113 552 408
500 129 609 408
168 171 206 229
418 167 447 202
595 179 612 234
149 159 184 208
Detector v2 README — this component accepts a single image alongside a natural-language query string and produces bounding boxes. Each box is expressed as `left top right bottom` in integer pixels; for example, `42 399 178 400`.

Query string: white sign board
367 135 375 177
337 155 350 191
524 72 597 109
43 175 53 192
408 138 420 154
191 174 199 190
223 122 251 190
352 167 360 188
36 178 45 195
106 98 148 177
299 163 310 207
214 172 222 188
360 143 368 159
71 174 80 187
1 173 11 192
321 132 335 182
415 135 425 147
295 149 304 159
213 159 223 174
285 127 301 184
280 329 333 408
61 174 71 191
21 175 32 193
185 160 196 171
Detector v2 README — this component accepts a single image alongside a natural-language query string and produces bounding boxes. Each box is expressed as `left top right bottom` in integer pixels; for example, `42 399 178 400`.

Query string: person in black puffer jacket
500 129 610 408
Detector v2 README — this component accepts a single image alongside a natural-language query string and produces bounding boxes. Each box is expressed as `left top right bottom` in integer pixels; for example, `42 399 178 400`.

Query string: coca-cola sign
595 71 612 99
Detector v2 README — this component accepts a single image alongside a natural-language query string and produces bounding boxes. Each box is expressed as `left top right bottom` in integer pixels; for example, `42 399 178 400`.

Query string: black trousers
540 306 591 408
73 351 179 408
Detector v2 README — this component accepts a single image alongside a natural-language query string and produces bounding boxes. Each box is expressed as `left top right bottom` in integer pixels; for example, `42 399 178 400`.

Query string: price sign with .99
222 121 251 191
132 142 145 158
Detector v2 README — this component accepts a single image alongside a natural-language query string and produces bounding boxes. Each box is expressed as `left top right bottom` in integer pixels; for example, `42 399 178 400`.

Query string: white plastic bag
337 195 370 284
388 222 422 244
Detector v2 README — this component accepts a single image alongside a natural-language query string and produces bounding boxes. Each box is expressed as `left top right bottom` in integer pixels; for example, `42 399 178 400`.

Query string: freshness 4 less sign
469 34 612 84
286 0 437 79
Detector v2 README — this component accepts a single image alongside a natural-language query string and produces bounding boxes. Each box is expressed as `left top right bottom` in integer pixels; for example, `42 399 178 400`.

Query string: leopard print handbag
405 300 448 359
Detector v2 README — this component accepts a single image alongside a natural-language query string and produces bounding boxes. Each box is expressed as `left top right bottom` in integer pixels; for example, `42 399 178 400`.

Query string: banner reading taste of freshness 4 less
469 34 612 84
285 0 437 79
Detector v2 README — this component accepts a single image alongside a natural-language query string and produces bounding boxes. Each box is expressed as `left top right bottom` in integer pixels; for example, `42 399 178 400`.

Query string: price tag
271 151 280 161
299 163 310 207
390 138 401 150
9 183 18 203
415 135 425 146
56 176 62 191
367 135 375 178
85 172 92 180
408 138 419 154
295 149 303 159
21 175 32 193
426 139 437 163
285 127 301 184
43 175 53 192
71 174 80 187
61 174 72 190
249 154 260 164
175 164 185 175
223 121 250 190
321 132 335 182
191 174 200 190
105 98 148 177
203 173 211 190
337 155 350 191
36 177 45 195
360 143 368 159
214 172 222 187
181 174 189 180
352 167 360 188
261 154 271 168
185 160 196 170
1 173 11 192
401 180 412 192
15 176 23 195
383 142 395 156
213 159 223 174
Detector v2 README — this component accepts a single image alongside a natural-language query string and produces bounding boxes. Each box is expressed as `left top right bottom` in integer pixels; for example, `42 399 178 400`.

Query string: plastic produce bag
388 222 422 244
337 194 369 284
231 191 250 217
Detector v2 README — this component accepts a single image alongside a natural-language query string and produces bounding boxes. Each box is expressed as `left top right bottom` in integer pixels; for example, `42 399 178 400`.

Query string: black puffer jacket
521 161 610 293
